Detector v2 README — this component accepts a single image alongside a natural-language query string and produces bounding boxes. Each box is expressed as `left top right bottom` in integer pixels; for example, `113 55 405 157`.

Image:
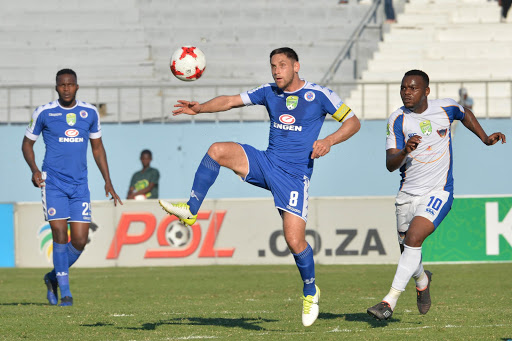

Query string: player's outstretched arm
172 95 244 116
311 115 361 159
21 136 45 187
90 138 123 206
461 108 506 145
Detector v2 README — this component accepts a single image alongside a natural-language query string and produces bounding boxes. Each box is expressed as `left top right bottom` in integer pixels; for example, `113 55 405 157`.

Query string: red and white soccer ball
170 46 206 81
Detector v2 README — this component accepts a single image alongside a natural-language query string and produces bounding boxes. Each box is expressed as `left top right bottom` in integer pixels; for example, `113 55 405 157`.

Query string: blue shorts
41 171 91 222
239 144 310 222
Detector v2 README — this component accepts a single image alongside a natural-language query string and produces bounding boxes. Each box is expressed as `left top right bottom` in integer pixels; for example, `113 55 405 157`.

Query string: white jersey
385 98 465 196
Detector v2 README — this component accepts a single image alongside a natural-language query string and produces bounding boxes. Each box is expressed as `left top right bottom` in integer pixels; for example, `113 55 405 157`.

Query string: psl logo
106 211 234 259
37 222 98 263
286 96 298 110
66 113 76 126
420 120 432 136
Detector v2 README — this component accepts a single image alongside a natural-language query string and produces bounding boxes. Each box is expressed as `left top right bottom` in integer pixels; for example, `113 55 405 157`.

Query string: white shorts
395 189 454 244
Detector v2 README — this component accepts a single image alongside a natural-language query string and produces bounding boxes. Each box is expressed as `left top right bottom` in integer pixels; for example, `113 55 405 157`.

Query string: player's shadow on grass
0 302 48 306
319 312 400 327
116 317 278 331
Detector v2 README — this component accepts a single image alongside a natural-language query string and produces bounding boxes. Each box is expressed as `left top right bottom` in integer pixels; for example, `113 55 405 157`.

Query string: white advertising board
15 197 400 267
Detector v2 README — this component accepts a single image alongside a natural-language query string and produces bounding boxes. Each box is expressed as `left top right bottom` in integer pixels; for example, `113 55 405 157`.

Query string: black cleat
367 301 393 320
59 296 73 307
44 272 58 306
417 270 432 314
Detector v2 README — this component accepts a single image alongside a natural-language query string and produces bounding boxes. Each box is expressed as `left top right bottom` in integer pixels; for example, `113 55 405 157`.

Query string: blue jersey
25 100 102 185
240 81 354 177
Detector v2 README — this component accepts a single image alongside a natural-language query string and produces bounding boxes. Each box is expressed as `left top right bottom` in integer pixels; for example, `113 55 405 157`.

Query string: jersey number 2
82 202 90 216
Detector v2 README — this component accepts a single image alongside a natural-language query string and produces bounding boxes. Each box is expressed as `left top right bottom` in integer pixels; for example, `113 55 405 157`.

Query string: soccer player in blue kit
159 47 361 326
367 70 506 320
22 69 123 306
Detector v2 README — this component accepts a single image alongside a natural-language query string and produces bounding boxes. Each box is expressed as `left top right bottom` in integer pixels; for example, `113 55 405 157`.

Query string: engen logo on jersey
274 114 302 131
279 114 296 125
80 110 88 118
60 129 84 142
65 129 79 137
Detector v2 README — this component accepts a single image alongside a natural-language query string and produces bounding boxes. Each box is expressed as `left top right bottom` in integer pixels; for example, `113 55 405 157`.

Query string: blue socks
187 153 220 215
48 242 83 282
293 243 316 296
53 242 72 298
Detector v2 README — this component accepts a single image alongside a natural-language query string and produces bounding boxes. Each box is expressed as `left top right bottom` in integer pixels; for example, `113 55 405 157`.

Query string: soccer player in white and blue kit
367 70 506 320
22 69 123 306
159 47 361 326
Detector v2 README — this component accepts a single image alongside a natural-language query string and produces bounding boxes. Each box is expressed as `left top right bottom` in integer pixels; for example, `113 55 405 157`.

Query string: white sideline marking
166 337 217 340
111 313 134 317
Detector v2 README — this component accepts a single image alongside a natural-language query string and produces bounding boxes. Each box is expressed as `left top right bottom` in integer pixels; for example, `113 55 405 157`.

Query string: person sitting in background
127 149 160 200
458 87 473 110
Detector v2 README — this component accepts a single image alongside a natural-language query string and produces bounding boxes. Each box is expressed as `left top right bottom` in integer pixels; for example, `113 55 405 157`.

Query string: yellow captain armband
332 103 352 122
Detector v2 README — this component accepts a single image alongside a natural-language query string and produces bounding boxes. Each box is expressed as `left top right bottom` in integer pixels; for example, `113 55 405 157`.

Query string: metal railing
320 0 384 85
1 80 511 124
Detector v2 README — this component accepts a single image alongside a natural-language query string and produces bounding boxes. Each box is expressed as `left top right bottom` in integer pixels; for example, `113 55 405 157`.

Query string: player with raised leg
159 47 360 326
22 69 122 306
367 70 506 320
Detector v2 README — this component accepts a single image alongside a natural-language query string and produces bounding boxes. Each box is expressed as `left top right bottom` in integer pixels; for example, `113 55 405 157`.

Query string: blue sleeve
444 105 465 123
393 114 406 149
243 84 269 106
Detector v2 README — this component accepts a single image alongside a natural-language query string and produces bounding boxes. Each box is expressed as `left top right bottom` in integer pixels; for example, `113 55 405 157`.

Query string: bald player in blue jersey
22 69 122 306
159 47 361 326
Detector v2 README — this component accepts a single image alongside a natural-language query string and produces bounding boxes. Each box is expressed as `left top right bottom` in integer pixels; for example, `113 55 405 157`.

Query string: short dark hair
270 47 299 62
56 69 77 83
141 149 152 158
404 69 429 88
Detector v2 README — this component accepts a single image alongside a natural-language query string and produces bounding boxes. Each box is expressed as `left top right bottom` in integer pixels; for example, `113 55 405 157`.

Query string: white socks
383 244 423 310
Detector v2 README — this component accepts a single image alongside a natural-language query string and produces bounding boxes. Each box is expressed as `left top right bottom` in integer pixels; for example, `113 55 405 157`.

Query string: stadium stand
0 0 380 123
344 0 512 119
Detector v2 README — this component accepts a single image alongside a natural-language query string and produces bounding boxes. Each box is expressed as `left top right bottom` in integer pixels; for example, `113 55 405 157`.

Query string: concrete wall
2 117 510 204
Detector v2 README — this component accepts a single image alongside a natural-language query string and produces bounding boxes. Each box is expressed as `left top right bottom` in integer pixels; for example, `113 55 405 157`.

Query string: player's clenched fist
403 135 422 155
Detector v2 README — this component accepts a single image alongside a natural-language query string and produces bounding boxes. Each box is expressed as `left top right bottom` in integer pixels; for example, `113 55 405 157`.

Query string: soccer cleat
367 301 393 321
417 270 433 314
44 272 58 306
302 285 320 327
59 296 73 307
158 200 197 226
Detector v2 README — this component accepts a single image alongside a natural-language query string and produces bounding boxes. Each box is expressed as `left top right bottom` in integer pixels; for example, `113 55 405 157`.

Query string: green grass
1 264 511 340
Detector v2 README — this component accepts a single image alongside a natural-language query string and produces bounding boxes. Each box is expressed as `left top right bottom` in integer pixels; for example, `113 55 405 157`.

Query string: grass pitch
0 263 511 340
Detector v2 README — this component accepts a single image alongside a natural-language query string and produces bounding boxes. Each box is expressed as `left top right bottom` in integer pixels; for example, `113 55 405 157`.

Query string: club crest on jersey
420 120 432 136
437 128 447 138
66 113 76 126
48 208 56 216
304 91 315 102
286 96 298 110
80 110 88 118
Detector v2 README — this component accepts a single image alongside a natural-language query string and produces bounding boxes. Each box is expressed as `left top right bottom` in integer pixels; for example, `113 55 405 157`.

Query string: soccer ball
170 46 206 81
165 220 191 247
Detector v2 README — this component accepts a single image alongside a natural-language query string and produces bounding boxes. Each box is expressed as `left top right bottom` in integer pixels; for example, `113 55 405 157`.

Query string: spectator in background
127 149 160 200
458 87 473 110
385 0 397 23
500 0 512 22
